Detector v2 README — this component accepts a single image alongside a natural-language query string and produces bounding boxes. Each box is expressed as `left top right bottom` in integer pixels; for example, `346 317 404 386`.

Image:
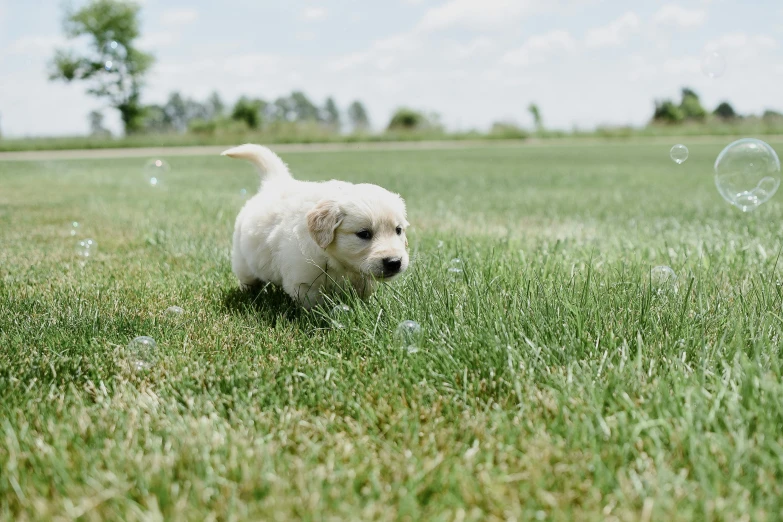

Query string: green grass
3 139 783 520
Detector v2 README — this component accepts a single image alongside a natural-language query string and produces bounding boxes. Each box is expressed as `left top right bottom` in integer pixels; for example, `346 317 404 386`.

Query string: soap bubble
701 51 726 79
239 188 248 196
330 304 351 329
395 320 423 353
145 159 170 187
69 221 80 237
714 138 781 212
165 306 184 316
670 144 689 165
650 266 677 292
447 258 463 279
75 238 97 258
127 336 157 371
102 41 126 72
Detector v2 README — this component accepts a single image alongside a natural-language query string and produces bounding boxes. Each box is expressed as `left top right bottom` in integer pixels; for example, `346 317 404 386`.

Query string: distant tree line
653 88 783 125
127 91 371 136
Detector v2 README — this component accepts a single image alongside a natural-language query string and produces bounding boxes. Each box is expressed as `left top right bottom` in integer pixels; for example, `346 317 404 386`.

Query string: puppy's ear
307 200 344 249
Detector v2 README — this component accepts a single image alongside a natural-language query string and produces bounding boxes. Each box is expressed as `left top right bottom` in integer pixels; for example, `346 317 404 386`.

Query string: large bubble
714 138 781 212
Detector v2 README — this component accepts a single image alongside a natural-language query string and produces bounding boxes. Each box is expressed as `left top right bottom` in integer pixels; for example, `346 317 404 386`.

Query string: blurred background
0 0 781 146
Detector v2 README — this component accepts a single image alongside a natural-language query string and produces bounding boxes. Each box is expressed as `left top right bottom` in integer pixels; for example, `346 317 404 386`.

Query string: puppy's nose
382 257 403 274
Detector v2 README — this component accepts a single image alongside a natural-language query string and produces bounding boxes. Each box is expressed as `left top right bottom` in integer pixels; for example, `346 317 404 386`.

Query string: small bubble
69 221 80 237
75 238 97 258
127 336 157 371
651 265 677 292
104 60 113 71
240 188 248 196
165 306 184 316
145 159 170 187
395 320 423 353
701 50 726 79
330 304 351 329
670 144 689 164
437 240 444 249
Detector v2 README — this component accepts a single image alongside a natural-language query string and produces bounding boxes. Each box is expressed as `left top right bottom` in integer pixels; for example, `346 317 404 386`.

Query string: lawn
2 140 783 520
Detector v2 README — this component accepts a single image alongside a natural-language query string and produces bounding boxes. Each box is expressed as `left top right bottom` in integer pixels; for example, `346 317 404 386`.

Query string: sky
0 0 782 137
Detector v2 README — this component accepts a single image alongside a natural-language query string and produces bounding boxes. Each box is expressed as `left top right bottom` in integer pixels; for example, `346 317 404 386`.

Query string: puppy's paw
239 280 263 292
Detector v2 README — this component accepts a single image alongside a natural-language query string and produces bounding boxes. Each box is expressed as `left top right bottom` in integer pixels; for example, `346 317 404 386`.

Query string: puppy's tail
221 144 292 181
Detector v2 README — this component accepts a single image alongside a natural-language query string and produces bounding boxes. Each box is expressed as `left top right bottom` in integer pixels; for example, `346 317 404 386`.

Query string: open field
3 140 783 520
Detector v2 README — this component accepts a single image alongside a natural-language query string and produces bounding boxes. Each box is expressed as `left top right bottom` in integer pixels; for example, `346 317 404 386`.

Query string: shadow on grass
222 283 303 324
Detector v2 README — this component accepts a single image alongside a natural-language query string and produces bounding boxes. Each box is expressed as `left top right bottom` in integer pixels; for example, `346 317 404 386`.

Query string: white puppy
222 144 410 308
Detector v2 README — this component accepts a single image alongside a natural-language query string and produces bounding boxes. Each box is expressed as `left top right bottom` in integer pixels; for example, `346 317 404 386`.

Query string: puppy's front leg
287 281 327 310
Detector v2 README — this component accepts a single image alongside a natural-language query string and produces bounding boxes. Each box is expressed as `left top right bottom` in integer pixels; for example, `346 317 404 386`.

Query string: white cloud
303 7 327 20
295 31 317 41
160 8 199 26
584 12 639 48
5 35 65 57
138 31 180 50
653 4 706 29
502 30 576 67
661 56 700 75
449 37 495 59
327 50 373 72
416 0 534 32
326 33 419 72
705 33 777 52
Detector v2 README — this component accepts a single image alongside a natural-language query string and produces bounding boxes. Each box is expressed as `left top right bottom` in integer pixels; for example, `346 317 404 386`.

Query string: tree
679 87 706 121
289 91 319 122
206 91 225 120
88 110 111 136
528 103 543 131
49 0 154 135
652 99 684 124
763 110 783 122
231 97 265 129
387 108 426 130
713 101 737 120
347 100 370 131
140 104 172 133
161 92 209 132
322 97 341 128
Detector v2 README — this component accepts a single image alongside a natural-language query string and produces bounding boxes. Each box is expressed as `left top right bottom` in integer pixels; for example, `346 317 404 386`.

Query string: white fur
222 144 410 309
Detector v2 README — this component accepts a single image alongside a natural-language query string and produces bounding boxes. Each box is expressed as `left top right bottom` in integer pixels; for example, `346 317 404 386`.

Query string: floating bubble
165 306 184 316
69 221 80 237
701 51 726 79
650 265 677 292
240 188 248 196
75 238 97 258
104 60 114 71
437 240 444 249
670 144 689 165
127 336 157 371
145 159 170 187
330 304 351 329
714 138 781 212
395 320 423 353
447 258 463 279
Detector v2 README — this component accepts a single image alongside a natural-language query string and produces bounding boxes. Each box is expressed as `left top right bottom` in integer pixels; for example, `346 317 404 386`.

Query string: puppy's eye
355 230 373 240
395 226 403 236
